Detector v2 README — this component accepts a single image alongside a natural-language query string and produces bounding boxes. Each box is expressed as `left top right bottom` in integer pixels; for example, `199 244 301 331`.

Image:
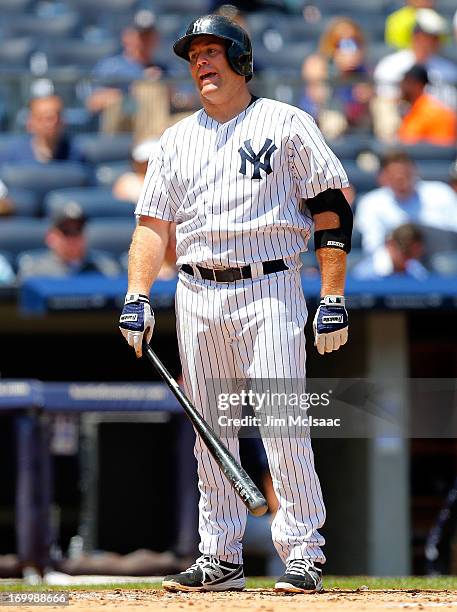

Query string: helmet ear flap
227 42 253 80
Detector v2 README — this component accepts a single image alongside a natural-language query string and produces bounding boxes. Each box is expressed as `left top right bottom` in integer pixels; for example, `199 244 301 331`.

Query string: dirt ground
11 588 457 611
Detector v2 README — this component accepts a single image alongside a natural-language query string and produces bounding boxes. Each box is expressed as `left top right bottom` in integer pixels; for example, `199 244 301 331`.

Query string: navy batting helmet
173 15 253 82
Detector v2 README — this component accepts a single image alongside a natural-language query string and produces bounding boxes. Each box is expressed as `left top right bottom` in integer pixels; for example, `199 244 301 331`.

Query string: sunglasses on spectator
336 38 361 52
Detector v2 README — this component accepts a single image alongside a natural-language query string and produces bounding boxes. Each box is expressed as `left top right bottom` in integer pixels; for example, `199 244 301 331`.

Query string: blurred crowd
0 0 457 287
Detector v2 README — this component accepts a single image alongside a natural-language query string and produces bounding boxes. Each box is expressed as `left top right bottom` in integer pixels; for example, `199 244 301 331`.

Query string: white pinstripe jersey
135 97 349 267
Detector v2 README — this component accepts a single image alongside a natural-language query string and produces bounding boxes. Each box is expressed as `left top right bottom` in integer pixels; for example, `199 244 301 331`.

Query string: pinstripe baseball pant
175 266 326 566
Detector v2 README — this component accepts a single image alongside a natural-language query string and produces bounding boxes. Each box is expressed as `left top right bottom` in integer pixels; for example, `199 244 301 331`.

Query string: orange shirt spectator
398 93 457 145
398 64 457 146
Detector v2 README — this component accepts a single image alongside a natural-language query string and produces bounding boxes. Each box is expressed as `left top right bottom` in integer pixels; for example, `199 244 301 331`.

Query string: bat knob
249 499 269 517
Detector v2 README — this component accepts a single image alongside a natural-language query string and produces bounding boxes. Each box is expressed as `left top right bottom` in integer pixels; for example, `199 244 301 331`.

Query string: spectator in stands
0 95 85 165
352 223 428 280
17 202 120 281
449 161 457 194
313 17 374 137
298 53 330 120
355 149 457 253
0 254 15 285
86 10 164 116
374 9 457 140
0 179 14 217
112 138 159 203
398 64 457 146
385 0 437 49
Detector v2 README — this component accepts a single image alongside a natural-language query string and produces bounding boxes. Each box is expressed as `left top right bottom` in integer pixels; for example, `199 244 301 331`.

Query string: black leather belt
180 259 288 282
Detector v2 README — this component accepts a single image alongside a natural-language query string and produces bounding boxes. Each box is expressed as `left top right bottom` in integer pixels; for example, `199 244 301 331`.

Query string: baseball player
119 15 352 593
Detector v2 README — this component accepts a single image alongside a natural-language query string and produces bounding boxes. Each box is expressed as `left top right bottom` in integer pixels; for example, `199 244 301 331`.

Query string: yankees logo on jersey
238 138 277 179
136 97 348 269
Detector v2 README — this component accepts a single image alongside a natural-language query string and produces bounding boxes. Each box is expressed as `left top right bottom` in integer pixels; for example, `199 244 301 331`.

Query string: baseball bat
142 340 268 517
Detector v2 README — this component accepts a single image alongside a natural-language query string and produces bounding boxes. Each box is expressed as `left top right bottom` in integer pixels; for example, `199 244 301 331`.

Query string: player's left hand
313 295 348 355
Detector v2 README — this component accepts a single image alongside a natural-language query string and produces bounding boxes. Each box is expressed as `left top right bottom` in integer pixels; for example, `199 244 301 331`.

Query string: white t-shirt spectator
355 180 457 252
374 50 457 108
0 179 8 200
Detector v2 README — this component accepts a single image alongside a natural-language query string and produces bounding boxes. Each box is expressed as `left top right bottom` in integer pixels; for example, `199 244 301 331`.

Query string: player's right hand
119 293 155 358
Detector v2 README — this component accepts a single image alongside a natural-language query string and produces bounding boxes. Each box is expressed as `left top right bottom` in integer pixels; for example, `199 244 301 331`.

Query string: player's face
188 36 240 102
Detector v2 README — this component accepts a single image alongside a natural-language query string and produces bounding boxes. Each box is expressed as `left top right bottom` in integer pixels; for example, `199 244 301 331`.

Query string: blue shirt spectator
0 134 85 165
0 95 85 165
352 223 429 280
17 202 120 282
355 150 457 253
87 10 165 114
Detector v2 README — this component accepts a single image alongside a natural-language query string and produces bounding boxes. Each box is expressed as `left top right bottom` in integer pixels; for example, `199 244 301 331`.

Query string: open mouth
200 71 217 83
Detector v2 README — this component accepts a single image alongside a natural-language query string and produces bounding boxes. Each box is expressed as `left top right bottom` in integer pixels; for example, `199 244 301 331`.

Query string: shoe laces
286 559 320 577
184 555 222 575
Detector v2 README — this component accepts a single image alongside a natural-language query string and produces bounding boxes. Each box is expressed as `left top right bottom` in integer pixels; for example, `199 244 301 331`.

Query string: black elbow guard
306 188 353 254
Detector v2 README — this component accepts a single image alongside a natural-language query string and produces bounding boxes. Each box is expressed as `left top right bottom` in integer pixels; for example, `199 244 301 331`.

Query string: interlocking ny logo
238 138 277 180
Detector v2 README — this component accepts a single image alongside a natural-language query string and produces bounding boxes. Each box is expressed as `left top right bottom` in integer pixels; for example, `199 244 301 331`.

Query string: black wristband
314 229 351 254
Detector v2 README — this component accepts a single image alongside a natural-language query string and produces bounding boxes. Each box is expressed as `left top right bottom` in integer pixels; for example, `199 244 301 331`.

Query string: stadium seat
152 0 208 13
7 12 80 38
351 229 363 250
152 13 184 37
415 161 454 184
317 0 387 15
300 251 319 276
0 249 14 266
346 248 364 270
343 162 378 194
74 134 133 164
7 187 40 217
373 142 456 162
258 15 324 46
0 0 34 11
328 136 375 162
69 0 138 29
430 251 457 277
420 227 457 261
0 134 29 158
0 218 49 256
119 250 128 271
366 42 397 65
1 162 91 206
254 42 314 73
95 161 131 187
0 37 36 68
44 187 135 218
43 39 120 69
86 218 136 255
